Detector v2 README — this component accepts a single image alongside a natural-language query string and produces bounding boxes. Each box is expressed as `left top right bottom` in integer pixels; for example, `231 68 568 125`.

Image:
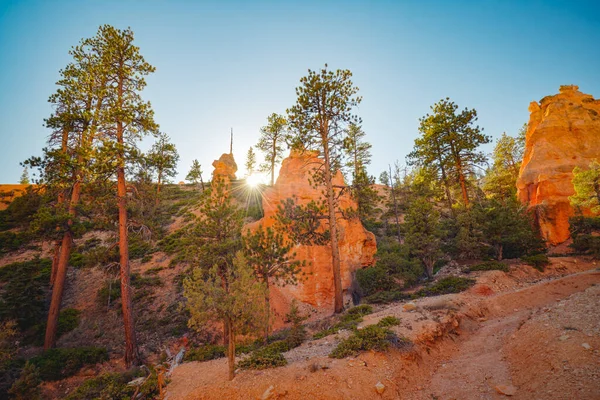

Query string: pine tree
343 124 378 221
186 159 204 190
404 198 443 279
184 252 266 380
257 113 288 186
409 98 490 207
19 168 30 185
147 132 179 203
483 133 522 199
96 25 158 366
245 147 256 177
243 225 303 339
570 161 600 214
286 65 361 313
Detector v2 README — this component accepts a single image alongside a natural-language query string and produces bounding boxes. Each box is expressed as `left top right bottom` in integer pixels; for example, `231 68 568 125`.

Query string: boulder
212 153 237 181
246 150 376 317
517 85 600 244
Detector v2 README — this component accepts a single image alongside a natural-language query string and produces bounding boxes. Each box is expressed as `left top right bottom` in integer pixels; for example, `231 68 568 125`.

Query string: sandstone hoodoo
212 152 238 181
517 85 600 245
247 150 377 315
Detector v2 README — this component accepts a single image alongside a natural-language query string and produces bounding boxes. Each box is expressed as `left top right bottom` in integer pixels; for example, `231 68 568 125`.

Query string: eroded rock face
246 150 376 317
212 153 237 181
517 85 600 244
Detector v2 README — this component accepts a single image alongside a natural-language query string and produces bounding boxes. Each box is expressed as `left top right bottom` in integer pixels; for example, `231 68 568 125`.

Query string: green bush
0 231 31 254
363 290 409 304
312 305 373 339
329 324 403 359
377 316 400 327
30 347 109 381
415 277 475 298
0 258 51 330
521 254 551 271
57 308 81 337
184 344 226 362
65 372 133 400
238 342 288 370
356 266 394 296
468 261 508 272
8 362 41 400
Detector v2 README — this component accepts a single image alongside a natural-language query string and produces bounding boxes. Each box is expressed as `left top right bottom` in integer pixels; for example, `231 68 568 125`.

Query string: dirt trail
167 261 600 400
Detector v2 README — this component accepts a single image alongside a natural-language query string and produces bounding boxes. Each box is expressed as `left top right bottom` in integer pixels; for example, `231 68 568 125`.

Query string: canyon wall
517 85 600 244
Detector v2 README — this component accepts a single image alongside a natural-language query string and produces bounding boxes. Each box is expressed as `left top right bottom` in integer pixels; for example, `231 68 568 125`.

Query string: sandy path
167 265 600 400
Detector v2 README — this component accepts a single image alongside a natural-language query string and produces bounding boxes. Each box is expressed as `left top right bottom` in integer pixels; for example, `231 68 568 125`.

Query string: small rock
403 302 417 312
559 335 570 341
261 385 275 400
495 384 517 396
375 381 386 394
581 343 592 350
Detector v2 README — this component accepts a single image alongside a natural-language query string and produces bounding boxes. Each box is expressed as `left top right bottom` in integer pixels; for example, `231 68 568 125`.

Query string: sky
0 0 599 184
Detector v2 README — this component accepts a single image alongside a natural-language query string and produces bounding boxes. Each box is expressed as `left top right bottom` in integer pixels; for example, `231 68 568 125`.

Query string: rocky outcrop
517 85 600 244
247 150 377 316
212 153 237 181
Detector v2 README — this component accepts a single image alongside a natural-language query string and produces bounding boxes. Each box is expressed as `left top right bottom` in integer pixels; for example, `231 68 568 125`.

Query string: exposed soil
167 257 600 400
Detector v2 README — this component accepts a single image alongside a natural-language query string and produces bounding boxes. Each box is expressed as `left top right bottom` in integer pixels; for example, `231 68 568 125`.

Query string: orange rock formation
0 184 34 211
212 153 237 181
517 85 600 244
246 150 377 317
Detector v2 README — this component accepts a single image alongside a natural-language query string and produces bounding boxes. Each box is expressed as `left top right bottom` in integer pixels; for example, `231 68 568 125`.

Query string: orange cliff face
517 85 600 245
0 184 35 211
245 150 377 319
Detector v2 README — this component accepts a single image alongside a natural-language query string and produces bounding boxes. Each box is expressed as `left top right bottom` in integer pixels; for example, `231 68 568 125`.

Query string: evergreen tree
570 161 600 214
147 132 179 203
409 98 490 207
186 159 204 190
245 147 256 177
404 198 443 279
257 113 288 186
483 133 522 199
343 124 378 221
242 225 303 339
96 25 158 366
19 168 30 185
286 65 361 313
184 252 266 380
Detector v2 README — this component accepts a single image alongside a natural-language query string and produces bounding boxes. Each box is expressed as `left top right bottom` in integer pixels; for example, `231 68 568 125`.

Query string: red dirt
167 258 600 400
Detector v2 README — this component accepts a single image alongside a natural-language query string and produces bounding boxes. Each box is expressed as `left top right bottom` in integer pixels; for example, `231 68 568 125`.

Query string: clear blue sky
1 0 599 183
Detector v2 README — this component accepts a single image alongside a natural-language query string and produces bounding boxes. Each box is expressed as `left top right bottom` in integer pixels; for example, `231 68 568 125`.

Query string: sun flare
245 174 264 187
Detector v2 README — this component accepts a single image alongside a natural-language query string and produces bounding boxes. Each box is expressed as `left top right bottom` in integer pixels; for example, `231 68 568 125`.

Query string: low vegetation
468 261 508 272
329 324 408 359
521 254 551 272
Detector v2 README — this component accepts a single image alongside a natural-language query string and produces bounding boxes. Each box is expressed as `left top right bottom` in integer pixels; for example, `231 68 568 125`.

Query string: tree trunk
50 127 71 286
438 156 454 212
389 165 402 243
44 179 81 349
424 259 434 280
322 141 343 314
200 174 205 191
226 318 235 380
270 141 276 186
450 143 470 206
264 279 270 342
497 244 503 261
155 172 162 206
117 76 139 367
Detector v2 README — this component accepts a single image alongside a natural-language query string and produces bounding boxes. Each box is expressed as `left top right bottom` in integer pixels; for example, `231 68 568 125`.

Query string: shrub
29 347 109 381
415 277 475 298
377 316 400 327
57 308 81 337
65 372 133 400
356 266 394 296
0 232 31 254
521 254 551 271
468 261 508 272
8 362 40 400
0 258 51 330
329 324 402 359
185 345 225 362
363 290 409 304
285 301 307 349
312 305 373 339
238 342 288 370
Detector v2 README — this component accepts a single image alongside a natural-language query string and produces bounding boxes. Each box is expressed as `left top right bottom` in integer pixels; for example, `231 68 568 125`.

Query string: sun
245 174 263 188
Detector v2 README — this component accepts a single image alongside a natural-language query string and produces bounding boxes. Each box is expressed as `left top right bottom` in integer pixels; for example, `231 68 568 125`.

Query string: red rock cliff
246 150 377 317
517 85 600 244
